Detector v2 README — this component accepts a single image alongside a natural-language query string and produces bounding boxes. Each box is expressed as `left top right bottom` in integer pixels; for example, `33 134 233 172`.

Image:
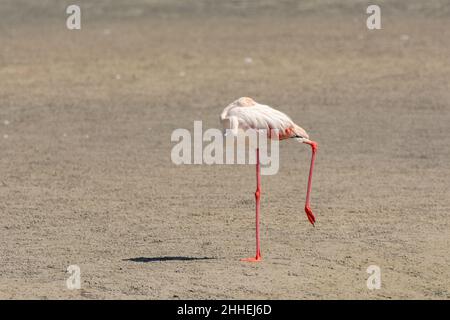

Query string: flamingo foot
305 205 316 226
241 254 262 262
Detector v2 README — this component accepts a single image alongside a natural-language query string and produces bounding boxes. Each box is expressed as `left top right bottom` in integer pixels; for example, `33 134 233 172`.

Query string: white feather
221 97 308 139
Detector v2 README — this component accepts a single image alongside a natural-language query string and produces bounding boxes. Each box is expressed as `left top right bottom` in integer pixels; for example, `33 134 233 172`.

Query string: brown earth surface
0 1 449 299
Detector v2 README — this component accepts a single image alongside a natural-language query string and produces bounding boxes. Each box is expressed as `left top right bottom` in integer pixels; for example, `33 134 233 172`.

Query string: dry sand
0 1 449 299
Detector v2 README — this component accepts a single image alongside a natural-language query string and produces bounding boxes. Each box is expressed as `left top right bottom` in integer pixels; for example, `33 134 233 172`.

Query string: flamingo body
220 97 309 140
220 97 318 262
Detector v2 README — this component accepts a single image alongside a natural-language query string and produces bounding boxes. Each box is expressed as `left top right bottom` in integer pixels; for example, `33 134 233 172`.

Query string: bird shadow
123 256 217 263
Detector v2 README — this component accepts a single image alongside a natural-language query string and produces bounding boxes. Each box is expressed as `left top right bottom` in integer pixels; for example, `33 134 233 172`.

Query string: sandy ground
0 1 449 299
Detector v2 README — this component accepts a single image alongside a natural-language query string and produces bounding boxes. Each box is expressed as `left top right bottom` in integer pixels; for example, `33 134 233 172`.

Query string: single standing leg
241 148 262 262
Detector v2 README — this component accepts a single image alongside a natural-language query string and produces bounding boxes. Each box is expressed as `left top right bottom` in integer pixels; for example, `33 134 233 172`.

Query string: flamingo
221 97 318 262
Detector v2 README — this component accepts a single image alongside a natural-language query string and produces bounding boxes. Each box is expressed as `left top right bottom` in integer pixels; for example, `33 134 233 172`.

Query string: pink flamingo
221 97 318 262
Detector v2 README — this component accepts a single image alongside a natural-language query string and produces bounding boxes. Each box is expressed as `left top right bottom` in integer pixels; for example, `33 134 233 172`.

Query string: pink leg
304 141 318 225
241 148 262 262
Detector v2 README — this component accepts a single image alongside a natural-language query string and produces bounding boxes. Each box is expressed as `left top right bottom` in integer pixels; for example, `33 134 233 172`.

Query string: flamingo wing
227 103 295 132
